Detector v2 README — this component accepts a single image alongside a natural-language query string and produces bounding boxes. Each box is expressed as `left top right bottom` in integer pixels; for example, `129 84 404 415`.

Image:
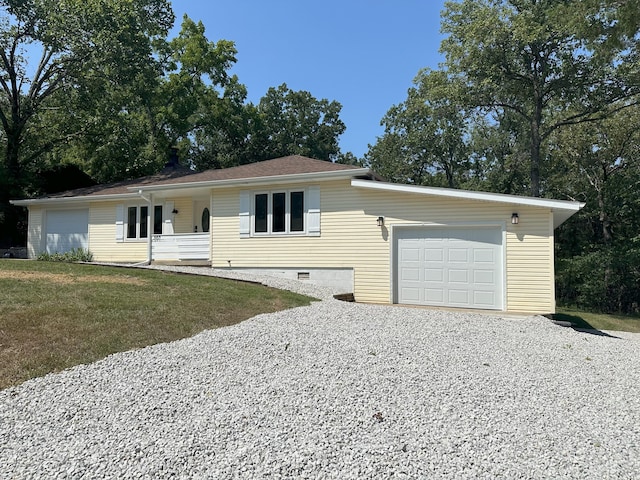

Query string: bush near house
37 248 94 263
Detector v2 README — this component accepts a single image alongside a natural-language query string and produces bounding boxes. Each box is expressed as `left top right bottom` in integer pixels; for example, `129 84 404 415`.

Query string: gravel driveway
1 266 639 479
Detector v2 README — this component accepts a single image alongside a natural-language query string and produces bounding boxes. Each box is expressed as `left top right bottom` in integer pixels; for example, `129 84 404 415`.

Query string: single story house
11 155 584 313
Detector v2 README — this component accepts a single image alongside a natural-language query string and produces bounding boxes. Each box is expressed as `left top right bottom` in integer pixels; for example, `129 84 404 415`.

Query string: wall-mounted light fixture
511 213 519 225
377 216 385 227
171 208 179 214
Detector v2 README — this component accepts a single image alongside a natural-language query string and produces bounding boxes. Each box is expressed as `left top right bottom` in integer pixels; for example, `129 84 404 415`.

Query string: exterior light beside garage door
511 213 519 224
377 216 385 227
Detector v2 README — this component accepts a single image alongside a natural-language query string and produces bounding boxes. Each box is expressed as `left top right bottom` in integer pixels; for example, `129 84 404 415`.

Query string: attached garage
395 226 504 310
45 209 89 254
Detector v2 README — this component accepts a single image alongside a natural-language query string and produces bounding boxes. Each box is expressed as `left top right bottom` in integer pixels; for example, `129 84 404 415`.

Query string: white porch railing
152 233 210 261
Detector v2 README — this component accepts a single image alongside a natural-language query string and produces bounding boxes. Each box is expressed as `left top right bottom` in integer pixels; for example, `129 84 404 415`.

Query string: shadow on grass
546 313 621 339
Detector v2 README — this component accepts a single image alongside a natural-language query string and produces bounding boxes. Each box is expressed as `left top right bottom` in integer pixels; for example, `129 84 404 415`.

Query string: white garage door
396 227 503 310
45 209 89 254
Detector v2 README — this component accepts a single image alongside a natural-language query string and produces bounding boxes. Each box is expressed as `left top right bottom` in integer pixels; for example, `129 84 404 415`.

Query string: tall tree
188 78 255 171
251 83 346 162
550 107 640 312
148 15 239 168
367 69 471 188
39 15 243 181
440 0 640 197
550 106 640 245
0 0 174 243
467 112 530 195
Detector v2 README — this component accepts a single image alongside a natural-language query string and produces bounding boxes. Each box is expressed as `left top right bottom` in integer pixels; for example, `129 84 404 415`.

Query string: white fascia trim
132 168 372 193
10 193 140 206
351 179 585 212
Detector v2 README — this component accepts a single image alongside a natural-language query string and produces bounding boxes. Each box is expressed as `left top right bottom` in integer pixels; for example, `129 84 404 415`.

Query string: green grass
552 307 640 333
0 260 313 389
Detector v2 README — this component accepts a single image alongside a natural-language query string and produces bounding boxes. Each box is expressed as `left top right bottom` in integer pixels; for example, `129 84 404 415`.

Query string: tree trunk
444 157 455 188
4 133 22 198
596 173 613 244
529 92 544 198
530 125 541 197
0 126 26 247
530 66 544 198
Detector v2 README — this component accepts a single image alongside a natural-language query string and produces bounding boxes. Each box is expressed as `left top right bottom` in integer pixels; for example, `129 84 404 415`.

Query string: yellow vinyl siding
27 206 43 258
211 179 555 313
505 206 554 313
88 202 147 262
172 197 194 234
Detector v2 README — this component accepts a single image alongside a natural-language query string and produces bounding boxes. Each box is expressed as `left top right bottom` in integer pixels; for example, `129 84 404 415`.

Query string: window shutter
163 201 174 235
115 204 124 242
239 191 250 238
307 186 321 236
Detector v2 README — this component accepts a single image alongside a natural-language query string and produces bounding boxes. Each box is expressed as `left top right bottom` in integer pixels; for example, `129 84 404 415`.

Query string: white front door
395 226 503 310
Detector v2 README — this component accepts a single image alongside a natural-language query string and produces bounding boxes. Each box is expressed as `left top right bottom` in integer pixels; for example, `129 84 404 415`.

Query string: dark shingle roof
44 156 364 199
150 155 362 186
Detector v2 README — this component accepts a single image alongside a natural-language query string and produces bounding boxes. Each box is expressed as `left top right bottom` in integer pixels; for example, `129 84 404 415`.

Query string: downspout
146 192 153 264
131 189 153 266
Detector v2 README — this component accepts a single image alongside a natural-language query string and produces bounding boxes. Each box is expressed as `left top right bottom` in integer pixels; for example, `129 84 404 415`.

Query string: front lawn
553 308 640 333
0 260 313 389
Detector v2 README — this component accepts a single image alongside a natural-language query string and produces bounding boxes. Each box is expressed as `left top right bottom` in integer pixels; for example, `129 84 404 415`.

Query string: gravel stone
1 266 639 479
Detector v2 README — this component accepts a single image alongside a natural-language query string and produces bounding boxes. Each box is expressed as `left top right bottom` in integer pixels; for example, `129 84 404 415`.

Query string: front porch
145 190 212 263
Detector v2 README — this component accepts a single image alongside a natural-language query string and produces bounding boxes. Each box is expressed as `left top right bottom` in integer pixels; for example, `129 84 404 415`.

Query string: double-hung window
253 190 305 235
126 205 163 240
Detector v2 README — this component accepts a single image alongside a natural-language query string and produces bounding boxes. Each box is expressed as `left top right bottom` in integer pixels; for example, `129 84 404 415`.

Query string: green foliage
367 69 471 188
556 241 640 313
466 113 530 195
545 112 640 313
548 105 640 313
23 16 348 179
52 14 244 182
439 0 639 197
0 0 174 244
189 80 257 170
335 151 365 166
37 248 94 263
251 83 346 162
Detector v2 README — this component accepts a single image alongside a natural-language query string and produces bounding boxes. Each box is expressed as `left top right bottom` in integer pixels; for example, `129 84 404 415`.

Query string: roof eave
10 192 140 206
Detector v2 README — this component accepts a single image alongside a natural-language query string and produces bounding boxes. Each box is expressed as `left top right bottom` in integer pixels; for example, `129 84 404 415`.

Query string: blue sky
170 1 447 158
